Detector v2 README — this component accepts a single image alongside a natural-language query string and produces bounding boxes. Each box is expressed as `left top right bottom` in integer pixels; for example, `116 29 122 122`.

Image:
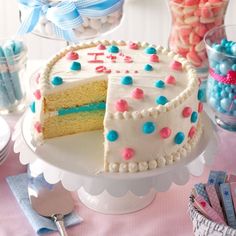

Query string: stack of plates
0 116 11 165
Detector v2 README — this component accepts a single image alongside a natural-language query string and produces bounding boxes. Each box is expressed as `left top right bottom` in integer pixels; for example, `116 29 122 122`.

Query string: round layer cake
32 40 203 173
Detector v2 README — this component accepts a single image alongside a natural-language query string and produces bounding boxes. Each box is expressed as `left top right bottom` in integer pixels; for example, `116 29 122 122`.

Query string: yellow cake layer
44 80 107 112
43 110 104 139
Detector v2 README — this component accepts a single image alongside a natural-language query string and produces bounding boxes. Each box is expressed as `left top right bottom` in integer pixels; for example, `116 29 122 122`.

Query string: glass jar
205 25 236 131
0 39 27 114
168 0 229 102
19 0 124 42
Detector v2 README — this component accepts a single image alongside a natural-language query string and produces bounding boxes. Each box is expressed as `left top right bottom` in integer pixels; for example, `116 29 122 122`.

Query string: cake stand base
77 188 156 214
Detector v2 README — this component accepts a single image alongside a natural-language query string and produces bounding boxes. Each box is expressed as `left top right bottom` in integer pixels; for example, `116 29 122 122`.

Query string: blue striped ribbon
18 0 124 42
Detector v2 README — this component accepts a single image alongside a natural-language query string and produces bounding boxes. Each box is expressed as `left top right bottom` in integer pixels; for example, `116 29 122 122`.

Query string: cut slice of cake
32 40 203 173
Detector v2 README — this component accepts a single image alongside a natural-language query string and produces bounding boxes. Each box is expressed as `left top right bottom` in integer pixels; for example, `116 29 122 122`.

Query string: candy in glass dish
0 38 27 114
167 0 229 102
18 0 124 42
205 25 236 131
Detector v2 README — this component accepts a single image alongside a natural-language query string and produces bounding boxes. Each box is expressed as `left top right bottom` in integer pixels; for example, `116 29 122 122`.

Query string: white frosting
35 40 201 173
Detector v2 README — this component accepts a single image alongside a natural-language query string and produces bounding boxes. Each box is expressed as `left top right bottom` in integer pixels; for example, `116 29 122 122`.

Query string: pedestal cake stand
12 111 217 214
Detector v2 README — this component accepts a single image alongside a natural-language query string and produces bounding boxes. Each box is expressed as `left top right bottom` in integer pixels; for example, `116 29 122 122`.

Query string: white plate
0 117 11 152
22 111 213 179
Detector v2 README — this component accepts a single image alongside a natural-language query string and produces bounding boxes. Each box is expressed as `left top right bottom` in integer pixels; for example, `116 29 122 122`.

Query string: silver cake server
28 181 74 236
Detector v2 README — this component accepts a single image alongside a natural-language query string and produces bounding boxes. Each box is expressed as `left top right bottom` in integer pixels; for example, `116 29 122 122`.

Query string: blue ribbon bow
18 0 123 42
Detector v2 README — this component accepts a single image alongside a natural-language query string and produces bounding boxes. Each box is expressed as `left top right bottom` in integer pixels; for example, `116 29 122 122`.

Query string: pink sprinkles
34 90 41 100
122 148 135 160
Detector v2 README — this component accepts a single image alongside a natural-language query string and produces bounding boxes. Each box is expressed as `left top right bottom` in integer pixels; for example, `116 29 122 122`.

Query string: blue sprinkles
30 101 36 113
155 80 165 89
107 45 119 53
144 64 153 71
51 76 63 86
106 130 119 142
70 61 81 71
174 132 185 144
145 47 157 54
142 121 156 134
121 75 133 85
191 111 198 123
156 96 168 105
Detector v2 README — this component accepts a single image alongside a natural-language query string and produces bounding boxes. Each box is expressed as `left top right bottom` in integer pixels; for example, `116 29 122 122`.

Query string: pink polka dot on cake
198 102 203 113
115 99 128 112
160 127 172 139
188 126 196 138
150 54 159 63
131 88 144 99
170 60 182 71
122 148 135 160
165 75 176 85
66 51 79 60
129 42 139 50
182 106 192 118
34 89 41 100
97 44 106 50
34 122 42 133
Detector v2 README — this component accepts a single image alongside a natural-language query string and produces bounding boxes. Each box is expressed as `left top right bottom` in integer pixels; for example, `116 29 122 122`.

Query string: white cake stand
12 111 217 214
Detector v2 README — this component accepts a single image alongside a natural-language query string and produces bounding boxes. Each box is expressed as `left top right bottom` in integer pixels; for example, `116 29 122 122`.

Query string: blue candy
142 121 156 134
220 98 232 111
121 75 133 85
155 80 165 88
70 61 81 71
108 45 119 53
144 64 153 71
219 60 233 75
145 47 156 54
156 96 168 105
191 111 198 123
51 76 63 86
231 44 236 56
174 132 185 145
106 130 119 142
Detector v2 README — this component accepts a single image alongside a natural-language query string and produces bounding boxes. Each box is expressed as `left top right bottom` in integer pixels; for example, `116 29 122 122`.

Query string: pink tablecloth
0 114 236 236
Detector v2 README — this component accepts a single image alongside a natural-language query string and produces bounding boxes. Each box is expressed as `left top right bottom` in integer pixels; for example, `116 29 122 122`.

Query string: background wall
0 0 236 59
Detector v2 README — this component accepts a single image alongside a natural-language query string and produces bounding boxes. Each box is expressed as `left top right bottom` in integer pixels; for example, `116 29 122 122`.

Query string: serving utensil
28 182 74 236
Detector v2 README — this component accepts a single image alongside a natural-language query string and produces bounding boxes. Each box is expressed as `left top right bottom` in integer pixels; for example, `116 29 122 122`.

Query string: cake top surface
39 40 198 114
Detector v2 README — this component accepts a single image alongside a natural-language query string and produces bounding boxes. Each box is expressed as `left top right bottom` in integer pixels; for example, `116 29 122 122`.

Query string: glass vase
168 0 229 102
205 25 236 131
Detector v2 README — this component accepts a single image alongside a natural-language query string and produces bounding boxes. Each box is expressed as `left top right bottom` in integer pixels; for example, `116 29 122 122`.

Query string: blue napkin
6 173 83 235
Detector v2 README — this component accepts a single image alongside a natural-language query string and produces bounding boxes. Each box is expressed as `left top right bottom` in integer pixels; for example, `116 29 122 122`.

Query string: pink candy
34 89 41 100
131 88 144 99
97 44 106 50
198 102 203 113
188 126 196 138
165 75 176 85
182 106 192 117
170 60 182 71
122 148 135 160
169 0 228 68
129 42 139 50
150 54 159 63
160 127 172 139
34 122 42 133
66 51 79 60
115 99 128 112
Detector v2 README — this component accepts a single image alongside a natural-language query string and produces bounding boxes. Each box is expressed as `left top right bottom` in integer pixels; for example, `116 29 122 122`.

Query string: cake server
28 182 74 236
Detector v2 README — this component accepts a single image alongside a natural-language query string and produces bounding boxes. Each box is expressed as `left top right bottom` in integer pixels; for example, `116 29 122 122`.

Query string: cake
31 40 203 173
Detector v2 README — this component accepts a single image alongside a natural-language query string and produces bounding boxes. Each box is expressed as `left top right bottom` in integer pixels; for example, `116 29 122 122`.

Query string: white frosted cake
31 40 203 173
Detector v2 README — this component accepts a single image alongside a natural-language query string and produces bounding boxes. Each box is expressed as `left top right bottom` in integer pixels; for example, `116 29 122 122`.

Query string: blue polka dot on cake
156 96 168 105
121 75 133 85
51 76 63 86
106 130 119 142
70 61 81 71
142 121 156 134
108 45 119 53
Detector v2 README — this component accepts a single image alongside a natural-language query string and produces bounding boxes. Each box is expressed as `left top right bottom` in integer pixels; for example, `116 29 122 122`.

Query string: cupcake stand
12 111 217 214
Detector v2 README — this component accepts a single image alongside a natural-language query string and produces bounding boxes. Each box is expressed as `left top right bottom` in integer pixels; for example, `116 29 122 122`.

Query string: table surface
1 61 236 236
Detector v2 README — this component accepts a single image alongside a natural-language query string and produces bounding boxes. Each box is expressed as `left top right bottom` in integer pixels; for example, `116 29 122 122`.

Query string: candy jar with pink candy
205 25 236 131
168 0 229 102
